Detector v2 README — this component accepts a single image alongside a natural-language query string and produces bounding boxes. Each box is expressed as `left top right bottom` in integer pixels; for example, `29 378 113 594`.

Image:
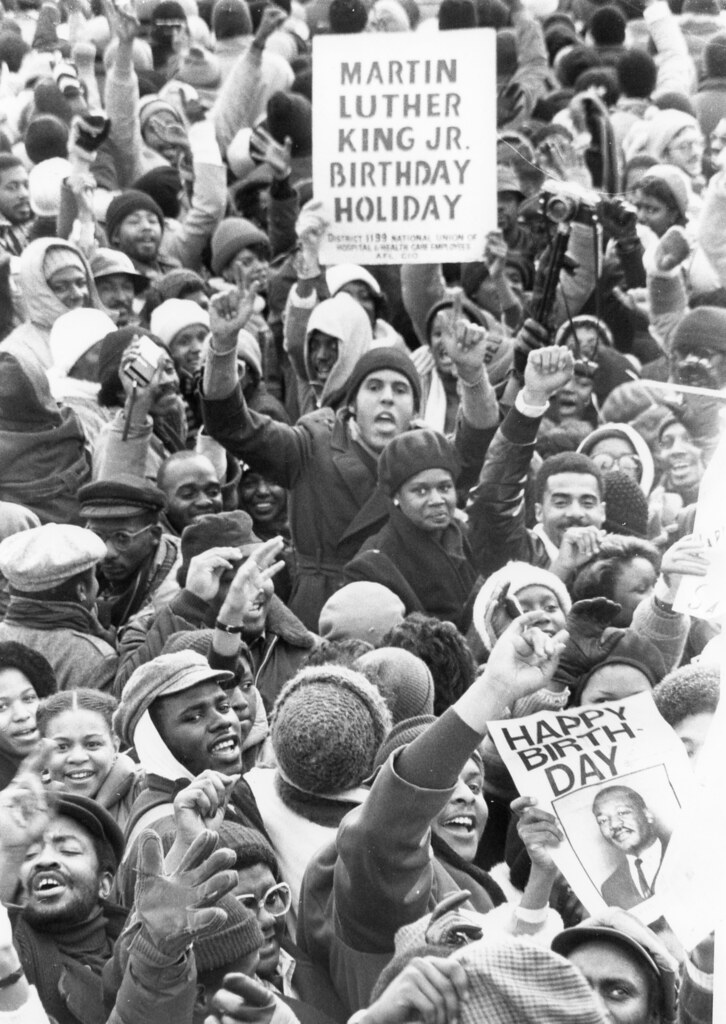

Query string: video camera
540 181 600 227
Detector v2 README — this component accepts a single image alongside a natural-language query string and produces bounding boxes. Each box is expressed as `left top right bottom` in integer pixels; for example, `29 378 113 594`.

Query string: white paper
312 30 496 265
488 692 693 924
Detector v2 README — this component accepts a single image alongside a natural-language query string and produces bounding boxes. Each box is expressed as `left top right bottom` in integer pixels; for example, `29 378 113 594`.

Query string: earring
393 499 400 506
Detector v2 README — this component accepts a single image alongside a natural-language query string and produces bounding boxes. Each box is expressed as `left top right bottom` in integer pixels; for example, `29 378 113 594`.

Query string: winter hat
153 267 207 302
210 217 269 276
176 45 221 102
193 895 263 974
216 821 279 874
42 246 86 283
653 91 696 118
344 346 421 411
577 423 655 494
472 561 572 652
705 32 726 79
603 470 649 537
212 0 253 36
328 0 368 31
497 163 525 200
153 0 188 23
138 95 184 137
0 523 106 593
629 110 700 163
0 502 41 543
79 476 167 519
0 32 28 73
378 428 460 496
355 647 434 724
90 249 149 294
49 309 117 378
97 327 166 398
326 264 381 300
133 166 183 220
105 190 165 245
318 582 406 645
640 164 690 219
682 0 719 12
576 630 667 698
150 298 210 347
266 91 312 157
179 511 262 578
28 156 71 217
617 49 657 99
589 6 625 45
270 665 392 795
114 651 234 747
438 0 476 29
672 305 726 357
372 714 436 770
25 115 69 164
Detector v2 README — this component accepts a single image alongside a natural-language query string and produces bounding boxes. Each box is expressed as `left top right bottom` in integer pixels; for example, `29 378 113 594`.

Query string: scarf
4 597 115 646
431 832 507 909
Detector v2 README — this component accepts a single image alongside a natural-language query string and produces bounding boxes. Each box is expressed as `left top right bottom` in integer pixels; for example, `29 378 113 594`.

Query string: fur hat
355 647 434 724
344 346 421 410
378 428 460 496
105 190 164 244
193 895 263 973
318 582 405 645
211 217 269 276
266 90 312 157
472 561 572 652
271 665 392 795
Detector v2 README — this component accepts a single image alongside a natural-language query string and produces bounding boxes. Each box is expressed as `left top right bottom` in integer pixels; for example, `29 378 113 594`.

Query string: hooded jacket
577 423 656 494
0 343 92 525
295 293 373 413
1 238 101 370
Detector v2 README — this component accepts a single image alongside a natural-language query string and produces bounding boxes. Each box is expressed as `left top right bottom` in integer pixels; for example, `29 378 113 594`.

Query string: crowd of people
0 0 721 1019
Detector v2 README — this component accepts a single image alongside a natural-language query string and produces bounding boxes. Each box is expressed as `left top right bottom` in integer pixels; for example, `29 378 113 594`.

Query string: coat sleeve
644 0 696 96
202 383 320 489
103 62 144 188
630 593 688 673
698 170 726 287
104 923 196 1024
93 414 154 482
466 404 545 577
213 45 264 156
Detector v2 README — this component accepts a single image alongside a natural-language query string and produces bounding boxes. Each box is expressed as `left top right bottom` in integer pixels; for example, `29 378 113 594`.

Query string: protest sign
312 29 496 265
488 692 693 924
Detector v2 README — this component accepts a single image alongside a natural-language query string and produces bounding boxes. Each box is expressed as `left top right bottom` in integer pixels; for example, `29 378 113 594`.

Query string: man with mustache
592 785 664 910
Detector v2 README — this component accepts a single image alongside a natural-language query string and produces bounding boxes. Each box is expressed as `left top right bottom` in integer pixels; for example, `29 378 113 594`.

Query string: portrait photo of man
592 784 666 910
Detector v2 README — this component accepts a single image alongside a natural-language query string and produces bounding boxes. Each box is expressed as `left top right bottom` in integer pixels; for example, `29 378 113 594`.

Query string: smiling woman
0 642 56 790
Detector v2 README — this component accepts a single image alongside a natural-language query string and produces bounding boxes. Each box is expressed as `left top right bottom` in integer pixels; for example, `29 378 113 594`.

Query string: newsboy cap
0 524 106 592
79 475 167 519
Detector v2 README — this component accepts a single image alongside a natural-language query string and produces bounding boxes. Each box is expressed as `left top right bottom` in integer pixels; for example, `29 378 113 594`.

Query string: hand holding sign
513 795 563 875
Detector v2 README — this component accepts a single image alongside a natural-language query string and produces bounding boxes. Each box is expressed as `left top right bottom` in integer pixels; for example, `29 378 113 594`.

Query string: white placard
312 29 496 265
488 693 693 924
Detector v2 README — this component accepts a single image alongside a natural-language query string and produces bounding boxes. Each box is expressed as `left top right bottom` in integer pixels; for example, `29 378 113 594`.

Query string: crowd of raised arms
0 0 721 1019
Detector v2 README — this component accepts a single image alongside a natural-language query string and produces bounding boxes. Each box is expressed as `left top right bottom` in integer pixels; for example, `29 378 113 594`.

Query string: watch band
0 966 24 989
215 620 244 635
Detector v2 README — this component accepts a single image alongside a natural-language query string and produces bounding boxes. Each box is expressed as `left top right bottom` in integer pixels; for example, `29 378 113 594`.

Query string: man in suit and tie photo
592 785 665 910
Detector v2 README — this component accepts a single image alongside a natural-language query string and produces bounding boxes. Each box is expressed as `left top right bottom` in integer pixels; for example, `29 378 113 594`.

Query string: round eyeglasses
235 882 292 919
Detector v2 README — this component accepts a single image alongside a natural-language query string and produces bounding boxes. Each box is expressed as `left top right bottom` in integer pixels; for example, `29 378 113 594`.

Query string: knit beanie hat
271 665 392 795
150 298 210 348
344 346 422 410
176 45 221 91
653 91 696 118
636 110 700 163
328 0 368 32
672 306 726 357
216 821 279 873
105 190 165 245
49 309 117 378
210 217 269 276
28 156 71 217
42 246 86 283
439 0 476 30
472 561 572 652
153 0 188 22
640 164 690 219
355 647 434 724
705 31 726 79
378 428 461 496
617 49 657 99
113 650 234 747
153 267 207 302
25 115 69 164
193 895 263 974
318 582 406 645
212 0 253 37
603 470 649 537
373 714 437 770
576 630 667 699
133 166 183 220
0 32 28 73
589 6 625 45
180 511 261 577
266 91 312 158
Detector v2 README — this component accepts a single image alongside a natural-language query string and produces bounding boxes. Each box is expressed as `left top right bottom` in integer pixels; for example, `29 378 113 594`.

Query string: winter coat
0 597 118 692
0 344 92 525
344 506 477 632
202 383 491 630
0 238 101 371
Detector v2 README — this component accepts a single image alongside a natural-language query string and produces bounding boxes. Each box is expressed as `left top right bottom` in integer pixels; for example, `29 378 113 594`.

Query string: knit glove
133 829 238 959
553 598 623 691
654 226 690 274
425 892 484 948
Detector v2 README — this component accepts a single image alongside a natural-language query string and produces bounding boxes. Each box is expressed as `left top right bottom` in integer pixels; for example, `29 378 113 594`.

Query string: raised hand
0 742 54 857
446 289 493 385
552 524 606 580
485 610 568 701
134 829 237 959
185 546 245 604
209 274 259 344
205 973 277 1024
253 4 287 48
522 344 574 405
173 769 239 849
250 125 292 180
216 537 285 629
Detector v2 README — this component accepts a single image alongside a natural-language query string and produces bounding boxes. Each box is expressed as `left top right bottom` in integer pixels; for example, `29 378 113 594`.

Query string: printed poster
312 29 496 265
488 692 693 924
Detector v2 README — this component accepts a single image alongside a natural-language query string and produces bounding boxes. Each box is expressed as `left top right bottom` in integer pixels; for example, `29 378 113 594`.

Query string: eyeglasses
591 453 642 476
235 882 291 919
88 525 155 552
